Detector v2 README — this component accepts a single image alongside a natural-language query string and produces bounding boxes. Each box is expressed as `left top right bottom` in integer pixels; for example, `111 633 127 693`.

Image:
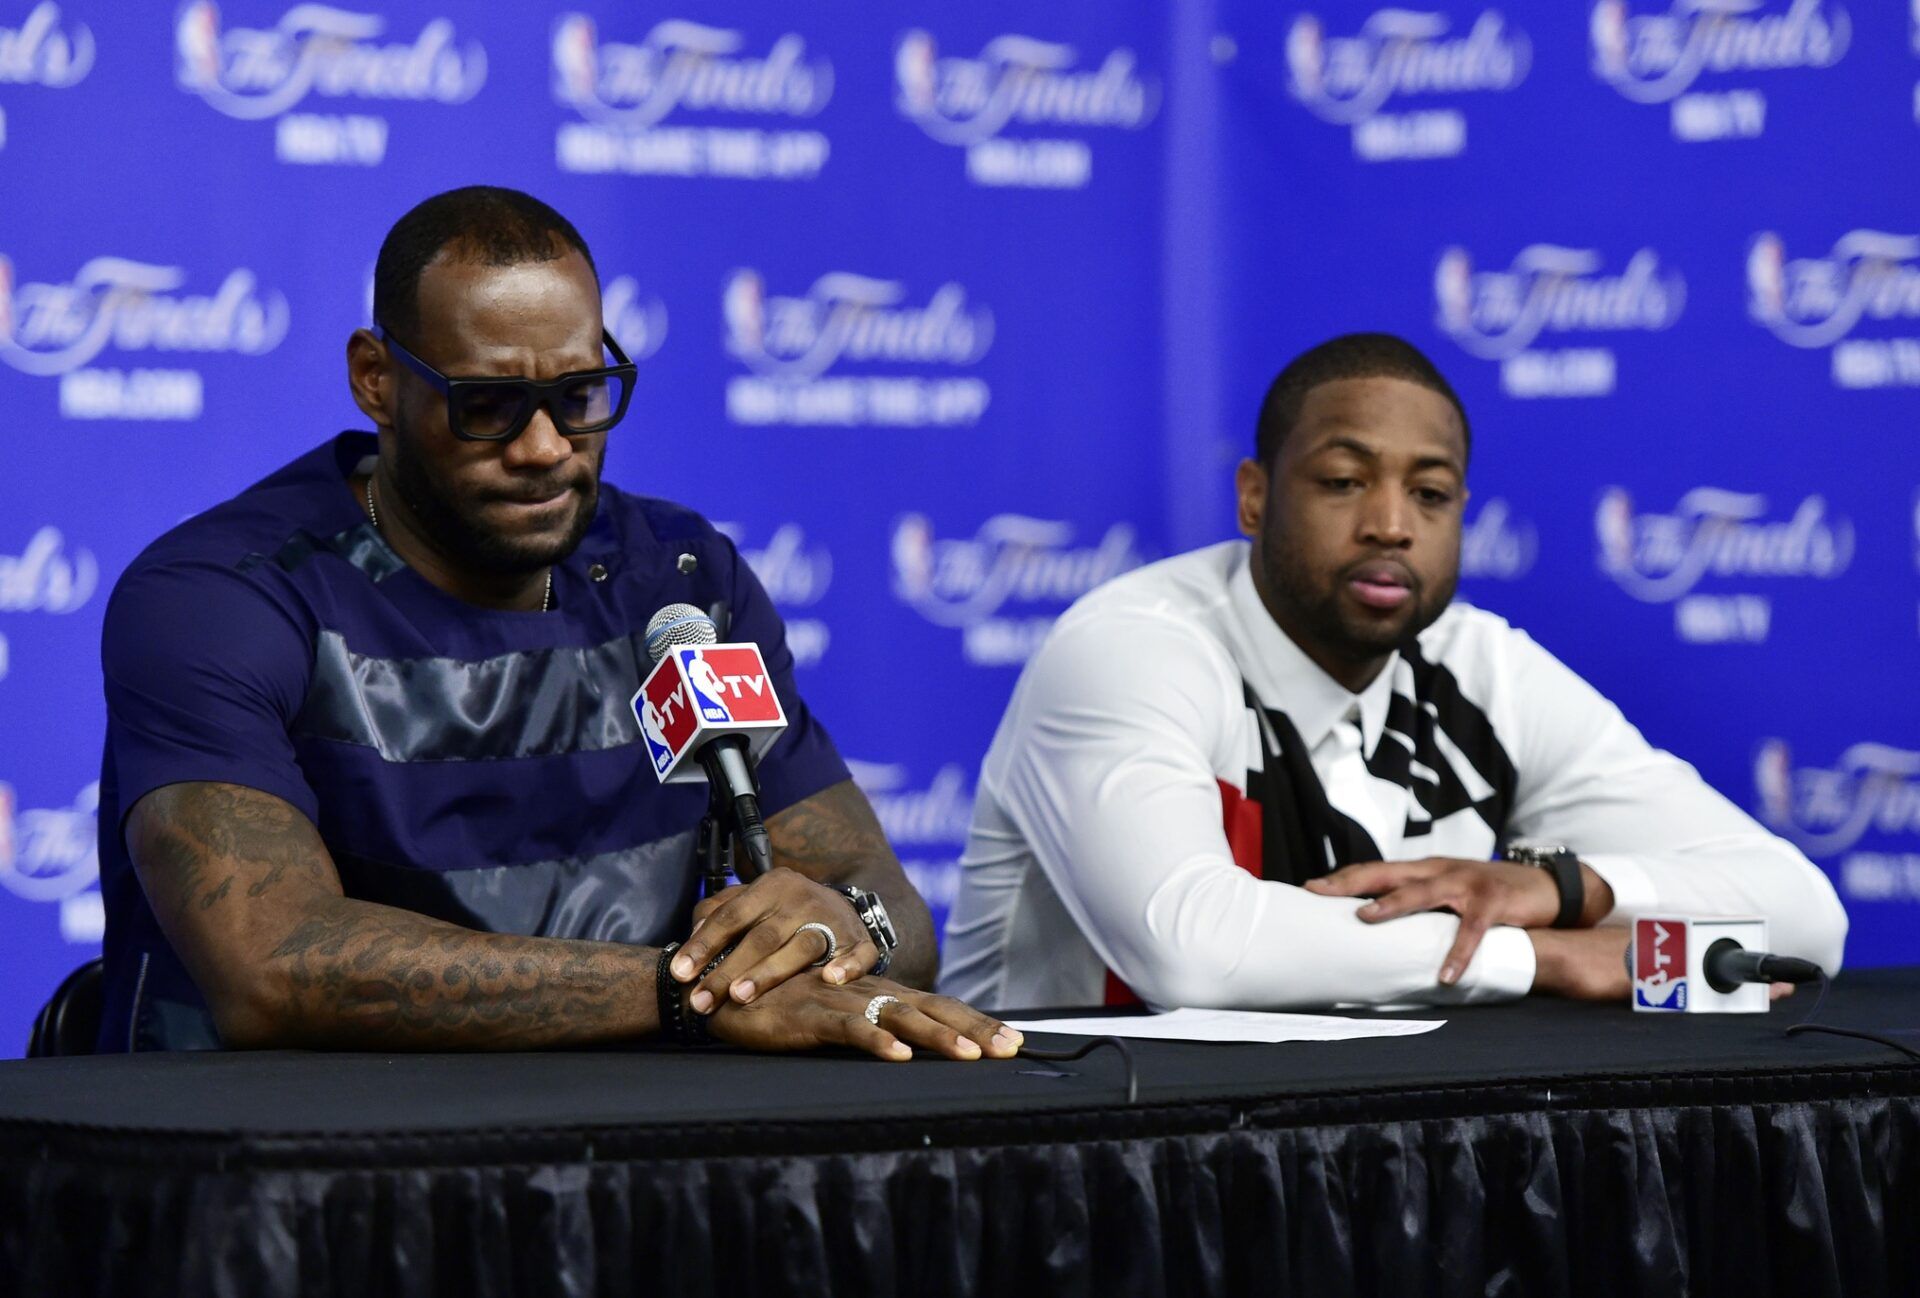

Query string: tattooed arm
127 780 665 1050
126 779 1007 1059
670 779 940 1017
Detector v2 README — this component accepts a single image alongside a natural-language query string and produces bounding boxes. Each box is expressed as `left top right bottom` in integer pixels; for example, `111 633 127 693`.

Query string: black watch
835 885 899 976
1503 842 1583 929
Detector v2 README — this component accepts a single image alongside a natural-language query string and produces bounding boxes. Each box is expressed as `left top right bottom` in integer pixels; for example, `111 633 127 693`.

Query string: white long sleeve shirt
939 541 1848 1011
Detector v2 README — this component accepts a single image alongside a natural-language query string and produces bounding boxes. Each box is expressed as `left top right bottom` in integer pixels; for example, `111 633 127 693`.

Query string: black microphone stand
697 773 741 899
695 595 740 899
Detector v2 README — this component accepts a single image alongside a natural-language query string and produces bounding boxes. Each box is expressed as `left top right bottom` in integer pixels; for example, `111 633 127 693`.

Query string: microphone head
645 603 717 665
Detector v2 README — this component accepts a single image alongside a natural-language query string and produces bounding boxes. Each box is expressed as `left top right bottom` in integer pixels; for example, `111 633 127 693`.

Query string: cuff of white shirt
1457 923 1536 1000
1581 853 1658 924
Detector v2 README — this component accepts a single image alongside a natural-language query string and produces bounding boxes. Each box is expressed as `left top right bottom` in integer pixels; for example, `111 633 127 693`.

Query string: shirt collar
1227 546 1399 757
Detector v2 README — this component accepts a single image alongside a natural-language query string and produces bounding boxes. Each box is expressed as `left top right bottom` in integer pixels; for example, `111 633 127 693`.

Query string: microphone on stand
636 603 787 882
1627 916 1823 1014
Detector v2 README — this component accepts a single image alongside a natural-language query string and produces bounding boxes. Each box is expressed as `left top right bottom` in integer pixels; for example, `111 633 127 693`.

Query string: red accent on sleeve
1217 777 1265 880
1104 778 1263 1006
1103 969 1140 1007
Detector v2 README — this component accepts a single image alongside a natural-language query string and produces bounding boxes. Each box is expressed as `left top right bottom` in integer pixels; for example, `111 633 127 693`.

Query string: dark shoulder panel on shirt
118 435 377 586
597 482 728 548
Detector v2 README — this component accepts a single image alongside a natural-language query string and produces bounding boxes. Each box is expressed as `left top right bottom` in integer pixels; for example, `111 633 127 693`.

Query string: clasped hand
666 867 1024 1061
671 867 877 1012
1304 856 1567 985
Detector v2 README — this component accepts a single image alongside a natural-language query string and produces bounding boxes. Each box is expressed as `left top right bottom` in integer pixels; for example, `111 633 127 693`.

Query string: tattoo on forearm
129 781 659 1049
263 901 656 1048
768 781 891 873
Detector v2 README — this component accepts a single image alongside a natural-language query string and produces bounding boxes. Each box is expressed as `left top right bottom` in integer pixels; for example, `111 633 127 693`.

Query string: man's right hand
703 973 1023 1063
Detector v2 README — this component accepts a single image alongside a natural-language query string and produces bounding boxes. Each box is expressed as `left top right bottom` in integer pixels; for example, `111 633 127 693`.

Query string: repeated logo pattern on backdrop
1225 0 1916 991
0 3 1913 1051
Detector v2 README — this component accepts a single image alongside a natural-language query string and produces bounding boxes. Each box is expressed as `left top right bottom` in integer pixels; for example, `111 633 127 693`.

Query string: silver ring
795 921 837 966
864 994 902 1027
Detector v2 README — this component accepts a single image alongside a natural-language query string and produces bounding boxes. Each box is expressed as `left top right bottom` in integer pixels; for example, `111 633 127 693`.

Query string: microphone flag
633 642 787 783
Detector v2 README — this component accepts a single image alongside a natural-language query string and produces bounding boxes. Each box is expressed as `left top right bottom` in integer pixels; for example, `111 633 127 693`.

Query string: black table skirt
7 970 1920 1297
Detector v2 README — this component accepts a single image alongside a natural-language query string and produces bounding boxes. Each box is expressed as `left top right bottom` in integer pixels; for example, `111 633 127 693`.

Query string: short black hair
1255 332 1469 468
372 186 598 341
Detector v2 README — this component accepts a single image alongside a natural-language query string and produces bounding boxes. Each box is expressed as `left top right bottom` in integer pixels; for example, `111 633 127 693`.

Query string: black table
6 970 1920 1296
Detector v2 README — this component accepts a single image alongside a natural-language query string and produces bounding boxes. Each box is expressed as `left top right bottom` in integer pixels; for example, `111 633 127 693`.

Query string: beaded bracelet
656 940 743 1045
682 941 742 1045
655 942 687 1043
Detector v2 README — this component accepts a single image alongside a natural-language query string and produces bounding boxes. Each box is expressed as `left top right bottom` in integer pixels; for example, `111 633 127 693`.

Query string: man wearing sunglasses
94 186 1018 1064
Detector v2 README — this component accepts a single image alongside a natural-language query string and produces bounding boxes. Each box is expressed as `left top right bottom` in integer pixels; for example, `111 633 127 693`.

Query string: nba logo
1590 0 1630 79
895 31 936 114
638 668 701 776
1633 917 1687 1011
1594 487 1636 575
175 0 223 91
1284 16 1323 99
723 270 766 358
680 649 733 724
1753 739 1794 831
0 782 14 871
1746 232 1787 323
1434 248 1474 336
551 14 598 106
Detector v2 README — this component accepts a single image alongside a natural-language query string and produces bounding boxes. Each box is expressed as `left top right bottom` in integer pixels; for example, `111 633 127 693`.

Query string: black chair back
27 957 105 1058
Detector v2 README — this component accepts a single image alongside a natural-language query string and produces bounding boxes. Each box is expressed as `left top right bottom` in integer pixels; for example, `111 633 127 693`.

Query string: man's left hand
671 868 877 1013
1304 858 1586 985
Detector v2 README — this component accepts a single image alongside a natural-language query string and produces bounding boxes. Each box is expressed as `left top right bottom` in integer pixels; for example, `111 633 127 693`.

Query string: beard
1259 522 1457 664
388 411 602 576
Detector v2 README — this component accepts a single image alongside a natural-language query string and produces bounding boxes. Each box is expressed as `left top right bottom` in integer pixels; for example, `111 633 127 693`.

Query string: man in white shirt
940 333 1847 1011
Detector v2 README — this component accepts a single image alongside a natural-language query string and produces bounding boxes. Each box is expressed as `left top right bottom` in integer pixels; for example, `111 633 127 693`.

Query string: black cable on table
1018 1036 1139 1105
1785 972 1920 1062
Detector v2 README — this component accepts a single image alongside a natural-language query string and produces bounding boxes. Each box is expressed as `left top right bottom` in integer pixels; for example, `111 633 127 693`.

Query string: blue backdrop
1 0 1914 1052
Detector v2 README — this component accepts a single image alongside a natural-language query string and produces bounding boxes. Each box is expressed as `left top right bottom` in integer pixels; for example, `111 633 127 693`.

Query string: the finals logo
173 2 487 165
1748 229 1920 389
1434 243 1684 397
1590 0 1850 141
722 269 994 428
550 15 832 181
1285 8 1530 161
894 29 1158 189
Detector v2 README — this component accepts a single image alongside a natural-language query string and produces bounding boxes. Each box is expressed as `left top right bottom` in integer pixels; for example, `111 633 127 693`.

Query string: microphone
1701 941 1822 993
636 603 787 880
1628 916 1823 1014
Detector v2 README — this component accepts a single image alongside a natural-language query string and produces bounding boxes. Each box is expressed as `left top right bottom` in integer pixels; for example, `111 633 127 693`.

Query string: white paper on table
1002 1006 1445 1044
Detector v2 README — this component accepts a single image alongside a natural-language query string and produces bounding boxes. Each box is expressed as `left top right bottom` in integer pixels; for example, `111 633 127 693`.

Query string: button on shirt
939 541 1848 1012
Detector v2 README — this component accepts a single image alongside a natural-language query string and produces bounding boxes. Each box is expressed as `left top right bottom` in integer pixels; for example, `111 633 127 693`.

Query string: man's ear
346 329 391 428
1234 458 1268 538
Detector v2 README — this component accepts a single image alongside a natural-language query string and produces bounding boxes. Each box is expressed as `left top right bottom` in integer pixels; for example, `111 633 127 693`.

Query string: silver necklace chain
366 475 550 612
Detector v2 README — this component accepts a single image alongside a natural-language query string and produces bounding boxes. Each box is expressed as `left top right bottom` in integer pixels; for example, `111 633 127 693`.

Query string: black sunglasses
374 325 637 443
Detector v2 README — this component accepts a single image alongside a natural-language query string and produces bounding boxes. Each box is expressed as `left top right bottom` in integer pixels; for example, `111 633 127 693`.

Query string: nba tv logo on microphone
634 644 786 783
1633 917 1688 1011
